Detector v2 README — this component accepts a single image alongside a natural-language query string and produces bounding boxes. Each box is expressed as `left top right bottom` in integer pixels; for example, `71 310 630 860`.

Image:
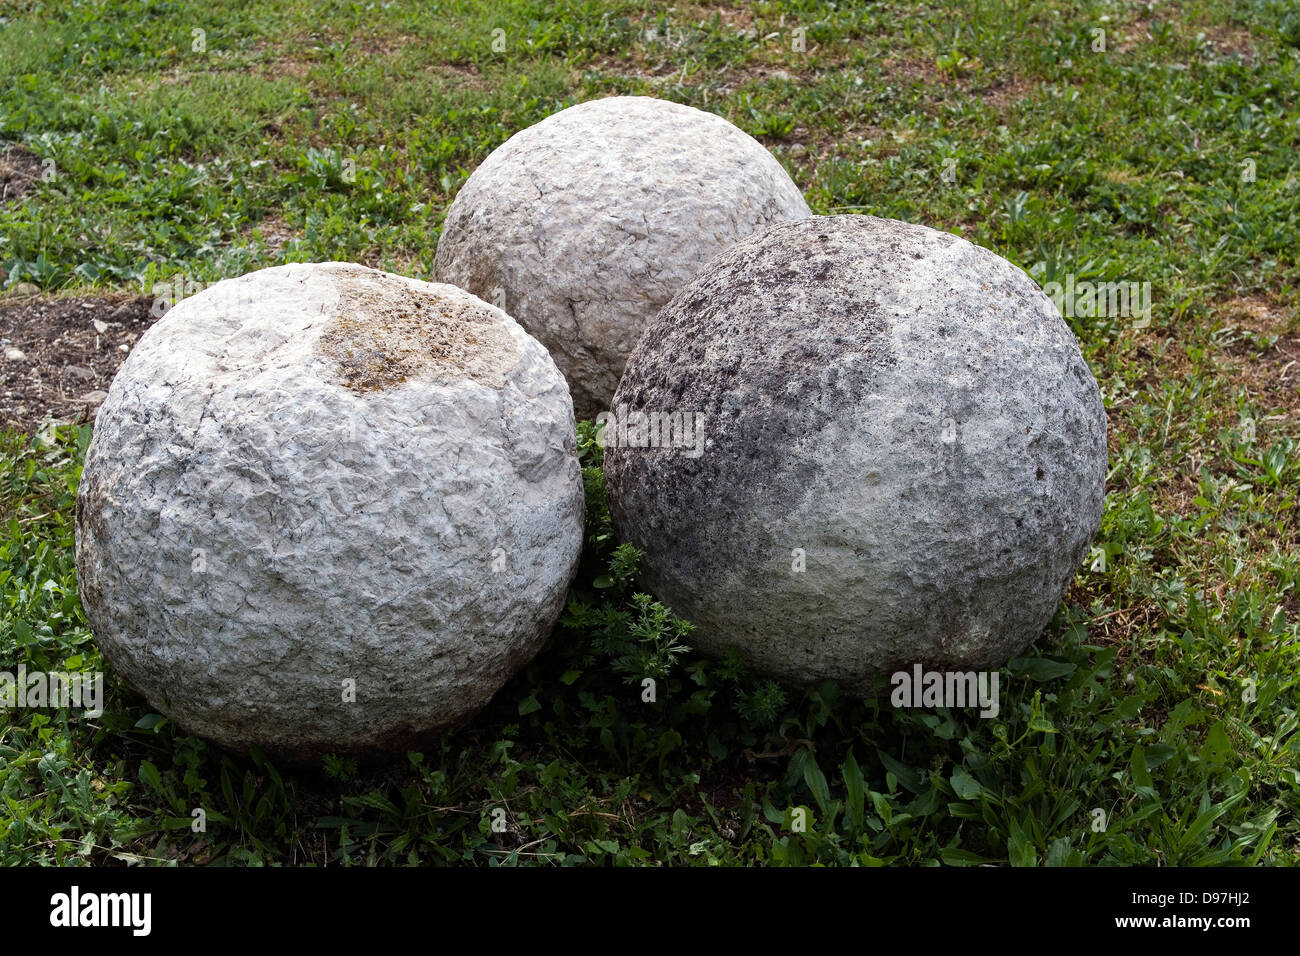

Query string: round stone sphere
605 215 1107 691
433 95 811 422
76 263 584 760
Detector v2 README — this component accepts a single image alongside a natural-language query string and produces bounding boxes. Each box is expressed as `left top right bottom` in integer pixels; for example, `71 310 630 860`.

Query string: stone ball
76 263 584 760
605 215 1107 691
433 95 812 421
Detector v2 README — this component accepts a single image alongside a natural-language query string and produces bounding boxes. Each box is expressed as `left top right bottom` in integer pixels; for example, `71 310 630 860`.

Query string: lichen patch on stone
317 270 519 392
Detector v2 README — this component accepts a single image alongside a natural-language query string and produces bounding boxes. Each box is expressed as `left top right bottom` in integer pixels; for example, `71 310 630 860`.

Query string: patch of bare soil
425 62 487 89
978 76 1035 110
0 293 157 433
242 214 298 256
1213 296 1299 419
1232 334 1300 416
680 2 758 32
1217 295 1296 339
1112 19 1153 55
1198 23 1257 62
0 144 41 204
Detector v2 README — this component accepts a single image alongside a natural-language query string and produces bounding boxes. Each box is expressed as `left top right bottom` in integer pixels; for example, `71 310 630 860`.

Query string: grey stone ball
76 263 584 760
605 215 1107 691
433 95 811 422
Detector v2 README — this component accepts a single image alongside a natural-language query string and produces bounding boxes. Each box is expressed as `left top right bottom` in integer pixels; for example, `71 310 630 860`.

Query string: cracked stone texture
433 95 812 421
75 262 584 760
605 215 1107 691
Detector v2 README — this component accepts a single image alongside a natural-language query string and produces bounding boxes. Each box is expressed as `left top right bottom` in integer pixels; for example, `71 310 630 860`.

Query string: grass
1 0 1298 865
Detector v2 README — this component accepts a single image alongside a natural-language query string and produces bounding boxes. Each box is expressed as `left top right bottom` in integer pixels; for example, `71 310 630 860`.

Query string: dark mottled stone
605 215 1107 691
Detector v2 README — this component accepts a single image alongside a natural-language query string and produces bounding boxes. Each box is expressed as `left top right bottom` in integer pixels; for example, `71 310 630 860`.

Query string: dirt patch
0 144 42 204
1216 295 1296 339
0 293 158 433
316 268 519 392
879 58 1036 120
580 51 786 94
1111 1 1251 60
242 214 298 257
426 62 487 90
266 56 313 81
979 76 1035 111
1196 21 1258 62
246 34 326 83
577 2 835 94
1110 0 1186 56
680 2 758 32
1223 333 1300 417
632 3 761 48
1125 329 1197 390
356 245 424 278
881 56 946 86
1147 467 1201 518
1211 296 1299 419
355 31 420 58
1113 19 1153 55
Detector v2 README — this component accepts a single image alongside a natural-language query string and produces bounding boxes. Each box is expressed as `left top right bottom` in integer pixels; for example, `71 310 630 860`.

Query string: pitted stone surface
605 215 1107 691
76 262 584 759
433 95 812 421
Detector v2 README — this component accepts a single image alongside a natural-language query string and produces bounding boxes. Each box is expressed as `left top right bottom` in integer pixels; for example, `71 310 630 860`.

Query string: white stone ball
433 95 812 421
605 216 1107 691
76 263 584 759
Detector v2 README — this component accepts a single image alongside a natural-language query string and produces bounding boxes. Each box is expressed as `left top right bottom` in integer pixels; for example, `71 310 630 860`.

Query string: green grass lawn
1 0 1298 865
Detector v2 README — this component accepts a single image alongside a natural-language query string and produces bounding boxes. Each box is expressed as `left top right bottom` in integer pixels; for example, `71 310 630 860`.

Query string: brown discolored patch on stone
317 269 519 393
0 144 42 204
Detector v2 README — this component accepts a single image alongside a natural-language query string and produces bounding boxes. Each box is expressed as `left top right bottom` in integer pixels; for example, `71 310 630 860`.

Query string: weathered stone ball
433 95 811 421
76 263 584 760
605 215 1107 691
